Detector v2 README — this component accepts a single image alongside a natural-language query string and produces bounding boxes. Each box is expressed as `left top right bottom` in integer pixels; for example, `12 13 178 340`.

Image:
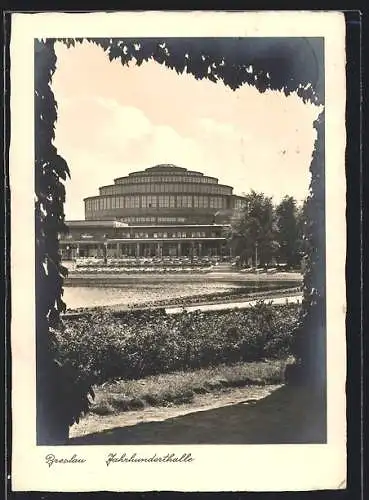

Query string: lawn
89 359 289 415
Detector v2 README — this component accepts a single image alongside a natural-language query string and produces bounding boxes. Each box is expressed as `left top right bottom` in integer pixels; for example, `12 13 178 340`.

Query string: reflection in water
63 282 293 310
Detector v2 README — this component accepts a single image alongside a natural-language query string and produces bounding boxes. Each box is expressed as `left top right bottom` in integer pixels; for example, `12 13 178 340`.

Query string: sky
51 41 323 220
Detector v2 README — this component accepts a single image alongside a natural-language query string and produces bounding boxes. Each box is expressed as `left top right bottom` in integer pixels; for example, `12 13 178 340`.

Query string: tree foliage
275 196 301 268
291 112 326 386
230 192 308 270
35 39 94 444
296 199 311 266
35 36 325 443
231 191 278 267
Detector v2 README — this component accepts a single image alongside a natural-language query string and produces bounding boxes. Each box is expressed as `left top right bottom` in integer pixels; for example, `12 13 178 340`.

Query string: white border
10 11 347 492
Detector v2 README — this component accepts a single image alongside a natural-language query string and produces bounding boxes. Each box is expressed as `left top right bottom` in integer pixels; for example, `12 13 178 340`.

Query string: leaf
53 154 71 180
89 386 95 400
59 264 68 278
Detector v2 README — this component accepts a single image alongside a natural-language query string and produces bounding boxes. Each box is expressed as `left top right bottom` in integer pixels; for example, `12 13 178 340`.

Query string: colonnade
61 240 228 259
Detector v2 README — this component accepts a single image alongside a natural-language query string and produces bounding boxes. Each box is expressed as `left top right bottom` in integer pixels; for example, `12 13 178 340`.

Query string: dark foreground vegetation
54 301 301 388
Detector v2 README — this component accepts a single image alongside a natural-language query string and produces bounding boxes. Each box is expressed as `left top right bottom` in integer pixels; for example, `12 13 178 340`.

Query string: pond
63 281 296 310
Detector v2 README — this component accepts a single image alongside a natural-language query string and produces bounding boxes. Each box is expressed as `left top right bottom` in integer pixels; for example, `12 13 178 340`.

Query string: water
63 283 241 310
63 282 293 310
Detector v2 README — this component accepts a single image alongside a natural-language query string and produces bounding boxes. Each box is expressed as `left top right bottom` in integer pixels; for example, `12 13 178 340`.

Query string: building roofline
145 164 187 171
112 174 219 183
65 221 229 229
84 186 235 201
120 224 229 228
109 237 227 242
60 237 227 244
97 182 234 191
65 220 128 227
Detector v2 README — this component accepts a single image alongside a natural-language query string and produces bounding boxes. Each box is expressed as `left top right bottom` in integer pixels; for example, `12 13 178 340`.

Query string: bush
55 301 300 385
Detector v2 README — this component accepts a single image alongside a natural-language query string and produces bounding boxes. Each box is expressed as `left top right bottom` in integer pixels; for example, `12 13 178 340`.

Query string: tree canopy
275 196 301 268
229 191 307 269
231 190 278 267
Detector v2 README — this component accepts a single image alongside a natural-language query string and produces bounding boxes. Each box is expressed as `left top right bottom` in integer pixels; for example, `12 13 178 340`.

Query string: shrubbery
55 301 300 385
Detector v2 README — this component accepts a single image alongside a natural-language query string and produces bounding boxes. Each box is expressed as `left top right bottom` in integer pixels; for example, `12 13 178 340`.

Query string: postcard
10 10 346 492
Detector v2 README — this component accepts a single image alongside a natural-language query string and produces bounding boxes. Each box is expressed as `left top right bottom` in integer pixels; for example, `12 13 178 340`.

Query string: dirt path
70 385 280 439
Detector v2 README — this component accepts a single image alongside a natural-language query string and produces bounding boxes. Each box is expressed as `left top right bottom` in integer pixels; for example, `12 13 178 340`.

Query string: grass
90 359 289 416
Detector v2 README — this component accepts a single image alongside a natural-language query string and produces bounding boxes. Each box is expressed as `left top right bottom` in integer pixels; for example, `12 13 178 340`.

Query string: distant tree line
228 190 309 270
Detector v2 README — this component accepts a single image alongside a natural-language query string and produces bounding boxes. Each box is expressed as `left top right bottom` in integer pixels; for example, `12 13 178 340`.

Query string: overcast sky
51 41 323 220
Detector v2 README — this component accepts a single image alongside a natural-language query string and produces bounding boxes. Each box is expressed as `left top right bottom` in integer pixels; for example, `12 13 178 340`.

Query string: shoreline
64 271 302 287
62 271 303 316
165 294 302 314
63 287 302 318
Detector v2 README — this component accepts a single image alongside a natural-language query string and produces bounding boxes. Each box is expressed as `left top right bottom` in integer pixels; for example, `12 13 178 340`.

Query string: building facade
60 164 246 259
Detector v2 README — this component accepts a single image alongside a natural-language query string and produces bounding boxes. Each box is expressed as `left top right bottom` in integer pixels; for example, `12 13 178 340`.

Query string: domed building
60 164 246 259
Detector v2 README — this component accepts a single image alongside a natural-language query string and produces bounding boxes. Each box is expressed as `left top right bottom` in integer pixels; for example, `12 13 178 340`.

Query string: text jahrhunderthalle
106 452 194 466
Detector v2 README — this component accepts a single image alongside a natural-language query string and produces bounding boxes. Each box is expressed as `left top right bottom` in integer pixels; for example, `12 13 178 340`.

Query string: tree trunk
36 356 70 445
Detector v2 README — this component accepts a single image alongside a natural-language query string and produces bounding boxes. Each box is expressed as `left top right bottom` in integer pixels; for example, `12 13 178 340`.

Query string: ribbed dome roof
145 164 186 171
127 164 204 178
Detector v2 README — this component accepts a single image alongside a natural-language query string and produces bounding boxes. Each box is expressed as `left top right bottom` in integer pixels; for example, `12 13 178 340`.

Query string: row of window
128 232 189 239
157 217 186 223
120 216 186 223
124 216 156 223
85 195 227 211
115 175 217 185
100 183 232 196
70 231 215 240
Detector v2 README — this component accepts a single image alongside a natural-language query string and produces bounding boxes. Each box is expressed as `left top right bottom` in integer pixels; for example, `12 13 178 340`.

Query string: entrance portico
112 238 226 258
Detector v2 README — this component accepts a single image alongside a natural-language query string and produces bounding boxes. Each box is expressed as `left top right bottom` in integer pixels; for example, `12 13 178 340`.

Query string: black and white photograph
10 11 347 492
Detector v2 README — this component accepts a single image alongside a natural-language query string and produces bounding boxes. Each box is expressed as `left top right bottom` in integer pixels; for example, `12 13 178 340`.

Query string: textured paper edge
10 11 347 492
